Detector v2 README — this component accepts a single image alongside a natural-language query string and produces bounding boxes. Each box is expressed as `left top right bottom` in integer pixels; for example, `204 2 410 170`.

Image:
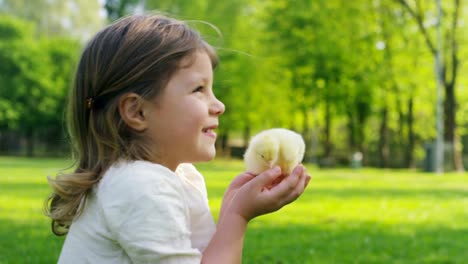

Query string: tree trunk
405 97 415 168
378 107 389 168
346 110 356 151
356 103 367 157
0 128 6 153
397 0 463 173
453 132 465 172
26 127 35 157
444 82 464 171
243 125 251 148
323 100 332 158
301 108 308 135
217 131 229 157
301 108 309 158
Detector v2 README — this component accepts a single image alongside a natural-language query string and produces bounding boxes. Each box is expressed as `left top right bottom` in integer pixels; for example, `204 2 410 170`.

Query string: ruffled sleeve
176 163 216 252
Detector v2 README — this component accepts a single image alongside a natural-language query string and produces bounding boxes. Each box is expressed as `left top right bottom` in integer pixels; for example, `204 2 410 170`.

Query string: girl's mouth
202 125 218 138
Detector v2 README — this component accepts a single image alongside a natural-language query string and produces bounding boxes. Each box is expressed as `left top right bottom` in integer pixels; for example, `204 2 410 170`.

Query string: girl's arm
201 165 311 264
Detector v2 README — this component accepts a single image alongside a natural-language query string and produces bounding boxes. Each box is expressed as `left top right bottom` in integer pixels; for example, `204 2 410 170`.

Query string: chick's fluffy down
244 128 305 175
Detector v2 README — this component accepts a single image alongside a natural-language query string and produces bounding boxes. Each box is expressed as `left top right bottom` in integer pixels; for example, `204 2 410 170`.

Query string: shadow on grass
243 221 468 264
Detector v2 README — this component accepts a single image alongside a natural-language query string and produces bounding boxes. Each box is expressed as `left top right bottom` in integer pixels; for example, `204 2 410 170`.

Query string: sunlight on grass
1 156 467 263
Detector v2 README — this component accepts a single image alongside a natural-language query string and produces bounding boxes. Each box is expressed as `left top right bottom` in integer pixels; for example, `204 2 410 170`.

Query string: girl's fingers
228 165 310 220
225 173 256 197
253 166 283 188
268 165 304 199
285 167 308 200
229 172 256 189
304 174 312 188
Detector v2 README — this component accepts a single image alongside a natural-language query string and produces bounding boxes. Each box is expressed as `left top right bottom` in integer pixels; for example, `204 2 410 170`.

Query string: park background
0 0 467 263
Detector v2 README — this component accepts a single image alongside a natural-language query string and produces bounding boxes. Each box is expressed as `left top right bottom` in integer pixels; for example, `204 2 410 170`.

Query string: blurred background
0 0 467 172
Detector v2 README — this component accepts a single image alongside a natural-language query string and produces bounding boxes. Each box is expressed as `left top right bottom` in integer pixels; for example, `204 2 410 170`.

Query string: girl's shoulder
97 160 183 199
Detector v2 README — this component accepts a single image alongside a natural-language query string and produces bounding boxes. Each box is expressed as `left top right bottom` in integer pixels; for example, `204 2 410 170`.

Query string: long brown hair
45 14 218 236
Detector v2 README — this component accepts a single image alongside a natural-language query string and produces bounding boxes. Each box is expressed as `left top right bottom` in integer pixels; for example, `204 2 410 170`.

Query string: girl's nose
210 97 225 116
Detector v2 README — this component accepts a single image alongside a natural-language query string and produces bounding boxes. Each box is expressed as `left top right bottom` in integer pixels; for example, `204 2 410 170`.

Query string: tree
258 0 382 165
0 0 105 39
395 0 464 172
104 0 142 21
0 15 79 156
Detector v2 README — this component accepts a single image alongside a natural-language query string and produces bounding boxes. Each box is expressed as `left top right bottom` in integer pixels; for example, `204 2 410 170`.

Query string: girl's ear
118 93 148 132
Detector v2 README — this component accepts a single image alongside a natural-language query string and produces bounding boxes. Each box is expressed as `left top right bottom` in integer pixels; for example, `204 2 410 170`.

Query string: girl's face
145 51 225 171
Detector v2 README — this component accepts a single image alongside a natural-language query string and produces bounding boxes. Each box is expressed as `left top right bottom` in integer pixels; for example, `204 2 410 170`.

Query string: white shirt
58 161 216 264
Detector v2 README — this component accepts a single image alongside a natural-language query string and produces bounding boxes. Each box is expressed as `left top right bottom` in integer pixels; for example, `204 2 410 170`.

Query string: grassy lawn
0 156 467 263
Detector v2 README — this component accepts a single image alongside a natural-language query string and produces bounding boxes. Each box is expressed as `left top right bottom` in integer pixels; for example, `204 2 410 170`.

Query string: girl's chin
201 147 217 161
186 149 216 164
201 151 216 161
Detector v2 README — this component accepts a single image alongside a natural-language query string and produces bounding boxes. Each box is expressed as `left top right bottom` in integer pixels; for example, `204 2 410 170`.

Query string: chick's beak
268 160 275 168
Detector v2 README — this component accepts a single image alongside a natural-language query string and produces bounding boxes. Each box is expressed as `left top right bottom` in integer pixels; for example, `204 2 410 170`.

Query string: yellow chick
244 128 305 175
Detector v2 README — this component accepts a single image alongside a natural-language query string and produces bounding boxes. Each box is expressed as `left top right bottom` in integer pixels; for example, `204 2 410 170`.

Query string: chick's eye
192 86 204 93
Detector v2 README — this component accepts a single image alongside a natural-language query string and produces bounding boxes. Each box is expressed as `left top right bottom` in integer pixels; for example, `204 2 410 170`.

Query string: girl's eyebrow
200 76 210 84
190 75 210 85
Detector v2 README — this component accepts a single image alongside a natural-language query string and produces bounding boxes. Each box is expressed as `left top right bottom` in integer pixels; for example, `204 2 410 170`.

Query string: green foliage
0 15 79 155
105 0 141 21
1 1 468 167
145 0 283 135
1 157 467 263
0 15 33 39
39 38 80 125
0 0 104 38
0 16 39 128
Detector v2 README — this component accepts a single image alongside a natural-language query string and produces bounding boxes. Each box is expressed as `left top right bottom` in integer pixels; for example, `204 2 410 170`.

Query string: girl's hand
205 165 310 263
219 165 311 223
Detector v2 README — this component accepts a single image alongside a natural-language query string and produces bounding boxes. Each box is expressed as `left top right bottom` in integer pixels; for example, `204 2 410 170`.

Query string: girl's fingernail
273 166 281 173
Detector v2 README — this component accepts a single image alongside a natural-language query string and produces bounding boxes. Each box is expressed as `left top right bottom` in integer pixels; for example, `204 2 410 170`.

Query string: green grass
1 157 467 263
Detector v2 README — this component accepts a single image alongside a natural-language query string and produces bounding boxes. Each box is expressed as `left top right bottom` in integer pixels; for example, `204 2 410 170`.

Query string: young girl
46 14 311 263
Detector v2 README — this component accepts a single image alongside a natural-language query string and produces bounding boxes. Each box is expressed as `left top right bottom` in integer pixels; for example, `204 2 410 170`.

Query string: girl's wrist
218 211 249 229
203 212 248 264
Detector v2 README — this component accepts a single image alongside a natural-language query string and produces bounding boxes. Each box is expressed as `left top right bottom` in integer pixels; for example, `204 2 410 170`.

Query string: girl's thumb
230 172 255 188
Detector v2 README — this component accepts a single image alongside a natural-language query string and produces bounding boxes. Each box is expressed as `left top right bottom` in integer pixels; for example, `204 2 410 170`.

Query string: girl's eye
193 86 204 93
